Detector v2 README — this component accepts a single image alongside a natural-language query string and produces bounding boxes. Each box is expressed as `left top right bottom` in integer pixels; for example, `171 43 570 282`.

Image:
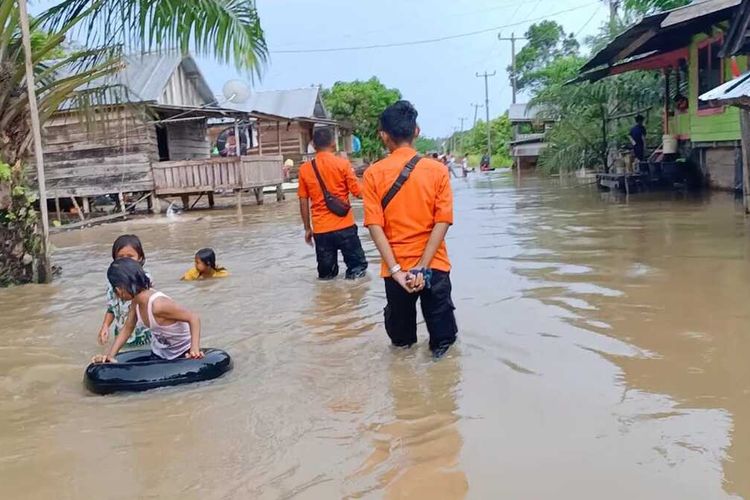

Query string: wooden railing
152 155 283 195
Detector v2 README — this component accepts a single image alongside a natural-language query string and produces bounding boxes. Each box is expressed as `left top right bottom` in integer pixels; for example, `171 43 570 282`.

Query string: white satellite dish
222 79 251 105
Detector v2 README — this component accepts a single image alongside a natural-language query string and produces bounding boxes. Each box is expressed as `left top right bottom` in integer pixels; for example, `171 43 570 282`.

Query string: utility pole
18 0 51 283
471 103 484 127
458 117 467 153
609 0 620 31
476 71 496 161
498 32 527 105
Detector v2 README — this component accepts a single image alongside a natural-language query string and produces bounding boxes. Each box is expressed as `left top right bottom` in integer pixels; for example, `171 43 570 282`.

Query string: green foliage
40 0 268 75
414 136 439 153
0 161 40 286
457 115 513 166
532 56 662 174
623 0 690 15
466 154 508 169
511 21 580 92
322 78 401 160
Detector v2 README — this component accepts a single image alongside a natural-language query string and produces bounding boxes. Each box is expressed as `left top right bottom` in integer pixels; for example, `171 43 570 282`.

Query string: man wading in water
298 127 368 279
362 100 457 358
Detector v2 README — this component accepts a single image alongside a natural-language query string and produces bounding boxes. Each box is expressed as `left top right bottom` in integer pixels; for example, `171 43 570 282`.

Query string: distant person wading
298 128 368 280
363 100 458 358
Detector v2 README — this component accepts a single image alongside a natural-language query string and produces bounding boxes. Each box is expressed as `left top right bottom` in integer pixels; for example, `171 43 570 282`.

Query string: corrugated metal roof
512 143 547 157
662 0 741 27
508 103 543 121
699 71 750 103
228 87 327 119
578 0 740 78
59 52 216 108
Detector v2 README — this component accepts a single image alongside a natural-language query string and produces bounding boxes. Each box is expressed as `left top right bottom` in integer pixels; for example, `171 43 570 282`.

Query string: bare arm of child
92 307 136 363
97 311 115 345
154 298 203 359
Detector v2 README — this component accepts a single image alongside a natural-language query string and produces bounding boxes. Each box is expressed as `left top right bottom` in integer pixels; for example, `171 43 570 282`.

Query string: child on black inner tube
92 258 204 363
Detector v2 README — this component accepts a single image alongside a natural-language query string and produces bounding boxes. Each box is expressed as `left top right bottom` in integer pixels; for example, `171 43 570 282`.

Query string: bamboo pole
18 0 51 283
69 197 85 222
739 108 750 214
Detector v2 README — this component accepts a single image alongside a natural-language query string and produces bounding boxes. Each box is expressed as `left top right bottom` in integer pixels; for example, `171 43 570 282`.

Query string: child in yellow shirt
182 248 229 280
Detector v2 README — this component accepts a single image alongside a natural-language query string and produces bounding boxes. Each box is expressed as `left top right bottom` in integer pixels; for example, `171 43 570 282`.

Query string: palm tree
40 0 267 73
0 0 267 284
0 5 117 167
1 0 267 165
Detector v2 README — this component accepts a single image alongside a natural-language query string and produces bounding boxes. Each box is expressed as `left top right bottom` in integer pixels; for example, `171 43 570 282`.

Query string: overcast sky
35 0 608 137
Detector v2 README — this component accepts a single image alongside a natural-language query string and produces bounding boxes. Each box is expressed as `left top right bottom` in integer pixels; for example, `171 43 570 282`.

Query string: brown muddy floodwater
2 172 750 499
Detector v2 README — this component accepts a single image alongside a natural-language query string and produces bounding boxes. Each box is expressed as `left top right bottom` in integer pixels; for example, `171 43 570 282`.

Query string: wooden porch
151 155 285 210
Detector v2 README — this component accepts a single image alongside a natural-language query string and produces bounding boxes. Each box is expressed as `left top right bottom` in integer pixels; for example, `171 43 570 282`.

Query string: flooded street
3 172 750 499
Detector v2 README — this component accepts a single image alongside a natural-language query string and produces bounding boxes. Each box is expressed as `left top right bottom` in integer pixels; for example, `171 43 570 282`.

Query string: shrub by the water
0 162 42 286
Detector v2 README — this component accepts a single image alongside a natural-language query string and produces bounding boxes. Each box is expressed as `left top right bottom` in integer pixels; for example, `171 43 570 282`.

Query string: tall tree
322 78 401 160
623 0 690 15
510 21 580 92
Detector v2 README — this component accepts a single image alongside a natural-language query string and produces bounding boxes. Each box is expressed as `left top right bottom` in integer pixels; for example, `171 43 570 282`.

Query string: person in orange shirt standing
362 100 457 358
298 127 368 280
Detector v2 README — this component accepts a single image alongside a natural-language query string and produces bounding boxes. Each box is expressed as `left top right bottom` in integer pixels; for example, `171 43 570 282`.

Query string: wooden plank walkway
151 155 285 209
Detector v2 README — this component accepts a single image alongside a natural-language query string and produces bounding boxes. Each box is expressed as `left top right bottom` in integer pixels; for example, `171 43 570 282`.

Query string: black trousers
634 144 646 162
384 270 458 351
313 225 368 280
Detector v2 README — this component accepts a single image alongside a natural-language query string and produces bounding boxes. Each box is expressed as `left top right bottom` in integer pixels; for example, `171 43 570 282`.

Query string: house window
698 39 723 110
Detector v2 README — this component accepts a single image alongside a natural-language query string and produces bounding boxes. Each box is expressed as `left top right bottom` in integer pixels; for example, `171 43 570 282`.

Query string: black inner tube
84 348 232 395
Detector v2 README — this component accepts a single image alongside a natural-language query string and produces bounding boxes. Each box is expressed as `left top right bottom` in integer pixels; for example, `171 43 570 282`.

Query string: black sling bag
381 155 421 209
311 159 351 217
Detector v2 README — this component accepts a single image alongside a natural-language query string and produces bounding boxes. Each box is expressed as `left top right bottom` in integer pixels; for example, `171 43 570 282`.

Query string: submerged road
1 172 748 499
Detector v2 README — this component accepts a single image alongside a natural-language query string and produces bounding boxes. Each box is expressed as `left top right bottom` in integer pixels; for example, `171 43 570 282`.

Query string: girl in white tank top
93 258 203 363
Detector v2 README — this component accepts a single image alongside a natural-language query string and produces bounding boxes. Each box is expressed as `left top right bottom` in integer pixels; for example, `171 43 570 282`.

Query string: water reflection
355 353 467 499
509 176 747 498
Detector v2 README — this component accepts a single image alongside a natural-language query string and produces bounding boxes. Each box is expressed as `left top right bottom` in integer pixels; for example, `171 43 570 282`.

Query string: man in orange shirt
362 100 457 358
298 128 368 280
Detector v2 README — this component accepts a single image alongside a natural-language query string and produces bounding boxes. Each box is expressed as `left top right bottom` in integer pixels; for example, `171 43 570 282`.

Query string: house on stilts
40 52 291 223
576 0 749 191
208 86 355 179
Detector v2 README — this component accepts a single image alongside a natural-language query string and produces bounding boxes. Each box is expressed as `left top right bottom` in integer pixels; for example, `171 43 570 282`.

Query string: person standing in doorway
629 115 647 164
298 128 368 280
362 100 457 358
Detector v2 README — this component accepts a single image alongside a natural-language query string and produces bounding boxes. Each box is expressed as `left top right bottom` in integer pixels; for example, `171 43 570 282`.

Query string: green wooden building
577 0 746 190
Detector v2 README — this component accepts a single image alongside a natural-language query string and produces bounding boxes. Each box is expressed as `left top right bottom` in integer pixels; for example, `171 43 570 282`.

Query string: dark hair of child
196 248 226 272
107 258 152 296
111 234 146 263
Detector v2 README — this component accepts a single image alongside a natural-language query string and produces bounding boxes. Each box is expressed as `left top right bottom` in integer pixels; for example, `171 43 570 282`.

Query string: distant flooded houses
509 103 554 170
37 53 352 225
209 86 354 177
576 0 748 192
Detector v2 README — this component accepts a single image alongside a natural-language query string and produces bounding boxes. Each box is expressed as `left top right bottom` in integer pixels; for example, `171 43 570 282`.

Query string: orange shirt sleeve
344 161 362 197
362 169 384 227
297 163 309 198
434 170 453 225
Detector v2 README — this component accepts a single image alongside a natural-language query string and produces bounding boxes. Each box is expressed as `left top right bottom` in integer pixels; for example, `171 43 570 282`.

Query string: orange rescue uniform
362 147 453 277
298 151 361 234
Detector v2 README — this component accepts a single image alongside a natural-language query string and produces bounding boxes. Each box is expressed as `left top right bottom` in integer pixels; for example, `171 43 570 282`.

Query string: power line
272 0 554 50
575 5 603 37
272 3 597 54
